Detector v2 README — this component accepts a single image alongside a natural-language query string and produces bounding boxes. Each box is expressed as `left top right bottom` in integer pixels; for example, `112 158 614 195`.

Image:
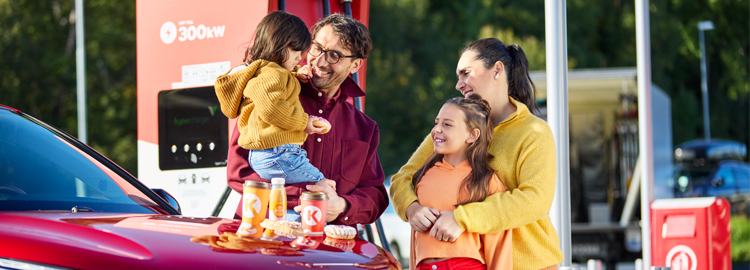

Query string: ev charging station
136 0 370 218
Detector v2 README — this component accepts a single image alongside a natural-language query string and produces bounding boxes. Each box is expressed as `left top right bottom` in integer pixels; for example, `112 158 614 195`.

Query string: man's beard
311 66 348 92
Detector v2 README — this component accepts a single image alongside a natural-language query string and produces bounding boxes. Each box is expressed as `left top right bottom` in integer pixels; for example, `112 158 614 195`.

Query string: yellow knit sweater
390 97 563 269
214 60 308 150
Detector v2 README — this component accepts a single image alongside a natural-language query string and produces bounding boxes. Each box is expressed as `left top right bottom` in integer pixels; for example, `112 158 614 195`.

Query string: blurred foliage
732 216 750 261
0 0 137 175
368 0 749 177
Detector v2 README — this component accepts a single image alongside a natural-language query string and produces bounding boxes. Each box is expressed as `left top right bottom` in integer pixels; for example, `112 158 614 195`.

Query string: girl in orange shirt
407 94 511 270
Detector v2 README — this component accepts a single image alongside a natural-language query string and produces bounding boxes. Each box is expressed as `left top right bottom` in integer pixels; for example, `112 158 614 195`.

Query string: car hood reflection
1 212 401 270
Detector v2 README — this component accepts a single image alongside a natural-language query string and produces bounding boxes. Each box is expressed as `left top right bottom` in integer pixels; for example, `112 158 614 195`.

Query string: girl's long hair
412 94 495 206
244 11 311 65
463 38 539 114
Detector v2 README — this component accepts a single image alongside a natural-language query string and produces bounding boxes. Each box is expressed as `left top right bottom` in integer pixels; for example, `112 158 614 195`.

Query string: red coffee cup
300 191 328 236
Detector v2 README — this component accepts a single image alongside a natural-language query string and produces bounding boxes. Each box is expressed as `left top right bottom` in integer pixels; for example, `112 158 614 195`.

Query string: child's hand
305 116 325 135
296 65 311 83
429 210 462 242
406 201 440 232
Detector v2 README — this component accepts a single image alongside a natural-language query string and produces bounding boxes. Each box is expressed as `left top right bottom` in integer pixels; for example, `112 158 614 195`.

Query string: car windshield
673 166 715 187
0 110 165 214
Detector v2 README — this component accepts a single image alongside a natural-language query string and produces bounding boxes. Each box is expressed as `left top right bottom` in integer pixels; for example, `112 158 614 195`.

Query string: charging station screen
158 87 228 170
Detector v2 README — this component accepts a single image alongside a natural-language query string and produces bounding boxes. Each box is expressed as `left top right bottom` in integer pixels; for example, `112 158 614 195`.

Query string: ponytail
463 38 539 115
505 44 538 114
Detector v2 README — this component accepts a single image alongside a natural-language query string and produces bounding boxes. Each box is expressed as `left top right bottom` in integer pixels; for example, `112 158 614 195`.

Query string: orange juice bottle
268 178 287 220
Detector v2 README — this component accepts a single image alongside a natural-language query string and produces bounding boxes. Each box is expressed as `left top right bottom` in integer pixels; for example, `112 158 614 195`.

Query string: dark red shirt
226 77 388 226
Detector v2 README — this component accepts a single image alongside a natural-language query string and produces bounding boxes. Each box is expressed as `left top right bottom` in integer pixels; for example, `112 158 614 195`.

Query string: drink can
237 181 271 237
300 191 328 235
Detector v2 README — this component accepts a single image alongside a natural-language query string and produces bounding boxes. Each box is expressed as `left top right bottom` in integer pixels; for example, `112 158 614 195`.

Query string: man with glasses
226 14 388 226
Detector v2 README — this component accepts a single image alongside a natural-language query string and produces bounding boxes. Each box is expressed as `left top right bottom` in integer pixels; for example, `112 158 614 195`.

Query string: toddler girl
215 11 329 189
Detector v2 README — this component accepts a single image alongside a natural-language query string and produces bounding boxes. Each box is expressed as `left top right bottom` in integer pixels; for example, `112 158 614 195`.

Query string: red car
0 105 400 270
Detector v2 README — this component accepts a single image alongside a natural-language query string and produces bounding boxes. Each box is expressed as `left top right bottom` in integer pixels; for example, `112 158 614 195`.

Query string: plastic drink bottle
268 178 287 220
261 178 286 239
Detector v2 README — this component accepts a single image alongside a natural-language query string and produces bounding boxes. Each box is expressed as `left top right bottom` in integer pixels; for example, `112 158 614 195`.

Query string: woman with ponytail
390 38 563 269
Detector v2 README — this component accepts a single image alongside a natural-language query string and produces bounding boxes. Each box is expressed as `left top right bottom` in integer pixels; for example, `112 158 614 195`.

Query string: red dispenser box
651 197 731 270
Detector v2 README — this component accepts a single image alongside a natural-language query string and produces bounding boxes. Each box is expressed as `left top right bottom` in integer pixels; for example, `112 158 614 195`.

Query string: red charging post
651 197 731 270
136 0 371 217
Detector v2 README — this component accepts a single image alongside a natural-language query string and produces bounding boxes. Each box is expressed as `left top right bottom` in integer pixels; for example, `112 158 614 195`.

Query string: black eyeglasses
308 44 357 64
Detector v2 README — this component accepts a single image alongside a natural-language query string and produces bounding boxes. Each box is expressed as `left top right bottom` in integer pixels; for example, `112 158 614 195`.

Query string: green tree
0 0 138 175
368 0 749 176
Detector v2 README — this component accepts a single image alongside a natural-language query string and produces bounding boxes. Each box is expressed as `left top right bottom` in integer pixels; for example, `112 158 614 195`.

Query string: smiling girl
406 94 511 270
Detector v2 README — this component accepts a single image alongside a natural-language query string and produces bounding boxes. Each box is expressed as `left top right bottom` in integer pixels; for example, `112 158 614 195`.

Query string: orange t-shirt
411 159 512 270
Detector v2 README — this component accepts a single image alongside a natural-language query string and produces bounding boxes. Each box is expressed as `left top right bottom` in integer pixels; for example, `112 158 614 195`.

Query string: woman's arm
453 129 557 234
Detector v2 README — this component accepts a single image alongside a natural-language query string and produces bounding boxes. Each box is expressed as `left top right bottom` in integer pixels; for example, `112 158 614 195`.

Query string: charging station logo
160 22 177 44
160 20 226 45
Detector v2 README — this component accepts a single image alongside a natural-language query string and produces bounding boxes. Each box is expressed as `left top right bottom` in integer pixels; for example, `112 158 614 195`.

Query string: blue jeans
286 209 301 222
248 144 325 184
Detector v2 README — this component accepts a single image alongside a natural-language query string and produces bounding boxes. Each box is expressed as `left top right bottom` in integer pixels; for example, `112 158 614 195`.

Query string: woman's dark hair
311 14 372 59
412 94 497 206
244 11 312 65
464 38 538 114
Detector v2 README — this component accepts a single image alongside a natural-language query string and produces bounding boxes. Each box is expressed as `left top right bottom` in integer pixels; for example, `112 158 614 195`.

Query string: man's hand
296 65 311 83
320 179 337 191
293 180 346 222
405 201 439 232
429 210 462 242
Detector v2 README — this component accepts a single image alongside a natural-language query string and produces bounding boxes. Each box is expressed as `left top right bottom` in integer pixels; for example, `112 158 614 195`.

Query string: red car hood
0 212 400 270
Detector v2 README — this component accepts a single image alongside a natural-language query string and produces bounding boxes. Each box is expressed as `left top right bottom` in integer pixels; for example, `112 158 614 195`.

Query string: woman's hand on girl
405 201 439 232
429 210 462 242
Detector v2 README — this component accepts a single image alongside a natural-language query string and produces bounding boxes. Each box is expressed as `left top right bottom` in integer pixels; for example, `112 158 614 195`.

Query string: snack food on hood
324 237 356 252
260 219 307 237
324 224 357 239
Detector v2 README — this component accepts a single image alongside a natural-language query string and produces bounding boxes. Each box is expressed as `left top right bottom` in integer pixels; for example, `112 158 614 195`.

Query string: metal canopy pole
75 0 87 144
698 21 714 140
545 0 572 267
323 0 330 17
635 0 654 267
338 0 387 251
341 0 362 112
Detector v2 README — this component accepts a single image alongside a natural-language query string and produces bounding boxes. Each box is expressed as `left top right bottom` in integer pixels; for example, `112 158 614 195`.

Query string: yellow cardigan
214 60 308 150
390 97 563 269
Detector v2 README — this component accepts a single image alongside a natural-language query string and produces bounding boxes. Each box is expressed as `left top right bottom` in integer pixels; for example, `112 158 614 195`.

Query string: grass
733 216 750 262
